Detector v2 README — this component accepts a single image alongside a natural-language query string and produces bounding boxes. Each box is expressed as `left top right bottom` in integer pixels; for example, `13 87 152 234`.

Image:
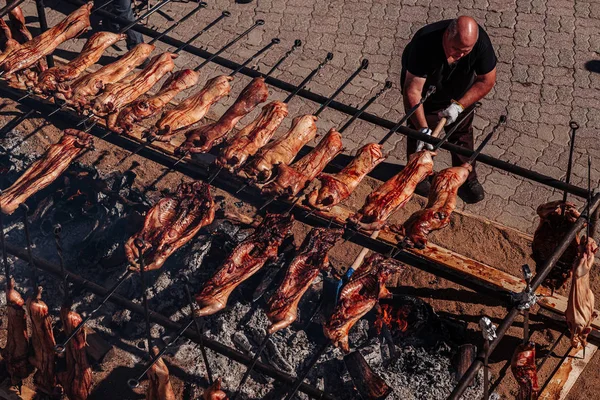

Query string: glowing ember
375 303 410 334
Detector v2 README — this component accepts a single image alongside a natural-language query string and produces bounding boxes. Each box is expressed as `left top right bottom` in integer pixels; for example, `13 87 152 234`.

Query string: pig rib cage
0 1 597 398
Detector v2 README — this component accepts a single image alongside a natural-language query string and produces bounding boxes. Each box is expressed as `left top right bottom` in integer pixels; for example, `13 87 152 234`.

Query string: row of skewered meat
0 3 476 252
2 281 92 399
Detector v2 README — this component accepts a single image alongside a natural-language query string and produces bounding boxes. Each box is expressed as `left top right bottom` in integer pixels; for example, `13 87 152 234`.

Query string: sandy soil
0 87 597 400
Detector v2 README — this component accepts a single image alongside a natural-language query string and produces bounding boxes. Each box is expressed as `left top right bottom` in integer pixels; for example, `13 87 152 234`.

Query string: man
401 16 497 203
95 0 144 50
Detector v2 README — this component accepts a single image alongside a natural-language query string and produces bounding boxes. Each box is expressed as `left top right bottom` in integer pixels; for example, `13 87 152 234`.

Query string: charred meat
146 347 176 400
175 77 269 155
566 237 598 350
349 150 436 231
0 3 92 77
267 228 342 334
0 129 93 215
323 254 402 353
203 378 228 400
125 182 215 271
57 43 155 109
215 101 288 171
26 286 58 395
58 306 93 400
147 75 233 142
195 214 294 317
241 114 318 183
532 200 581 291
1 278 29 385
396 163 471 249
262 128 343 198
34 31 125 95
307 143 385 211
110 69 199 134
510 342 539 400
93 52 178 117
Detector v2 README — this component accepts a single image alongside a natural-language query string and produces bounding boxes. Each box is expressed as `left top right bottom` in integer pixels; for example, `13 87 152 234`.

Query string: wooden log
539 342 597 400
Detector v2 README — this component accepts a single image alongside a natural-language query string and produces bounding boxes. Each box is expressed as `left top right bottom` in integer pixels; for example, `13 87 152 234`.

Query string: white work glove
438 101 464 125
416 127 434 152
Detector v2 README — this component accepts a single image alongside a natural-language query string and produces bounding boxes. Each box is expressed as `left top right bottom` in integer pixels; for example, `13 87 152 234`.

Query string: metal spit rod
194 19 265 72
0 190 9 286
34 0 54 67
184 277 214 384
148 2 207 45
0 0 26 19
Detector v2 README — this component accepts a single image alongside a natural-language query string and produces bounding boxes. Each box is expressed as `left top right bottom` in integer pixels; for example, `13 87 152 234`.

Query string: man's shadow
585 60 600 74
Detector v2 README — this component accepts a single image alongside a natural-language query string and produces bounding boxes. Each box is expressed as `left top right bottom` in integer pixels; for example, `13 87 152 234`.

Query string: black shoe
459 178 485 204
414 178 431 197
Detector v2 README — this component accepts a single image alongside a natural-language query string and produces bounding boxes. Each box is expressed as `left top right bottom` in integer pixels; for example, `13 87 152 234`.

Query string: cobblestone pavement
19 0 600 233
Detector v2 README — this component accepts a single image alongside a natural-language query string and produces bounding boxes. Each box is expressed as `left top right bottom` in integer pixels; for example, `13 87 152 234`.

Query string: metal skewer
0 109 36 137
284 80 393 215
183 277 213 385
231 333 272 400
125 20 267 160
148 2 207 45
136 238 154 355
21 204 37 289
235 51 334 195
0 190 10 287
258 58 370 211
0 0 26 20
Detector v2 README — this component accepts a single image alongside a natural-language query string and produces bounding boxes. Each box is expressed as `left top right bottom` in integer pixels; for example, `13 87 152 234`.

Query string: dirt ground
0 85 598 400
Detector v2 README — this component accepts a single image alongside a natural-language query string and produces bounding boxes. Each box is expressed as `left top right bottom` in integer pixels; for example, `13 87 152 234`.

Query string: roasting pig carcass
93 52 178 117
125 182 215 271
146 347 176 400
215 101 288 171
510 342 539 400
241 114 318 183
203 378 228 400
532 200 582 291
566 237 598 350
57 43 155 110
33 31 125 95
395 163 471 249
348 150 436 231
1 278 29 385
267 228 342 334
0 129 93 215
147 75 233 142
195 214 294 317
58 306 92 400
176 77 269 155
307 143 385 211
26 286 58 395
0 3 92 77
261 128 343 198
110 69 199 134
324 254 403 352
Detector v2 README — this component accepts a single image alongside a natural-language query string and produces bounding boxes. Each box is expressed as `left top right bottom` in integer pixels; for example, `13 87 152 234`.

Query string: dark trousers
406 106 477 181
94 0 144 49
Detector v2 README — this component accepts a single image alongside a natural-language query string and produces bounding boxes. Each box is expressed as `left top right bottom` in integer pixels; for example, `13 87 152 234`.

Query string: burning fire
375 303 410 334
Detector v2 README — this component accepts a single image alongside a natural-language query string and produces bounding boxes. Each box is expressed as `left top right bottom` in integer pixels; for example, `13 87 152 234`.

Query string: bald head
443 16 479 63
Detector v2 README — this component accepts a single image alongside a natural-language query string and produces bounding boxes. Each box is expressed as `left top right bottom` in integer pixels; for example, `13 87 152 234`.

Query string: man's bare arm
457 67 496 108
403 71 429 129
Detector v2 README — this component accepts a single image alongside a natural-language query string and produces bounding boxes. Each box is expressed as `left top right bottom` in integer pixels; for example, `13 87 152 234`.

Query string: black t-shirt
401 20 497 110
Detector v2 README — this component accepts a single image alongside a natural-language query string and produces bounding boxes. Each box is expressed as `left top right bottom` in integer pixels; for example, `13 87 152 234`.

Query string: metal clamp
479 316 497 342
512 264 538 310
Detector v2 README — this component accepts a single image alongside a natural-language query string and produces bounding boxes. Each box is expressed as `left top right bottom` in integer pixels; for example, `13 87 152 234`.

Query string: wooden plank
539 342 597 400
